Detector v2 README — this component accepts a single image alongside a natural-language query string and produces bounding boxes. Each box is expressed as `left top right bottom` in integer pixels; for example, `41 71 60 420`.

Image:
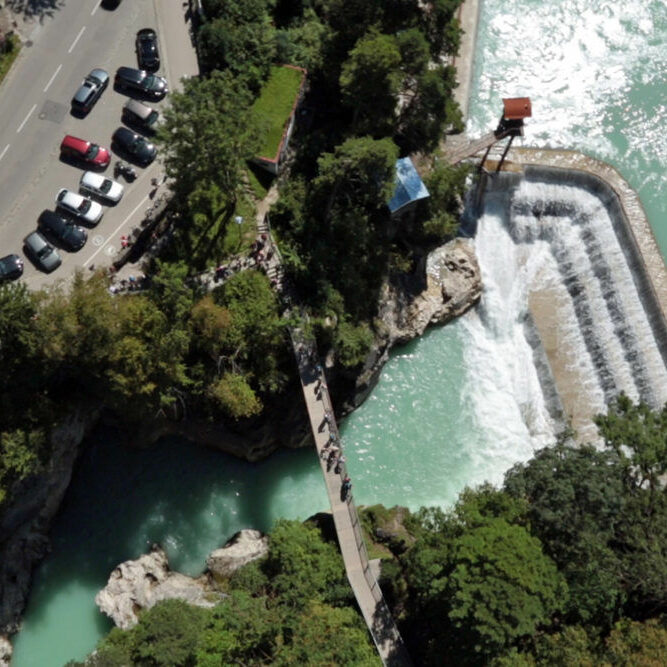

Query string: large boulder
0 635 11 667
386 237 482 342
349 238 481 408
206 529 269 579
95 546 221 630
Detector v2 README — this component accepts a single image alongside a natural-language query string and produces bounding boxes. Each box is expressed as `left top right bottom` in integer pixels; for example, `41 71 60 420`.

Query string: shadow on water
12 425 325 666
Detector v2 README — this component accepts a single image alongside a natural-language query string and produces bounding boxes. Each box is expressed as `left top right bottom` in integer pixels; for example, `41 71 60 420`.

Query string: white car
56 189 103 226
79 171 124 203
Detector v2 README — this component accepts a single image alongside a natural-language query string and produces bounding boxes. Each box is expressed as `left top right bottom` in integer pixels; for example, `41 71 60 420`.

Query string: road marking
43 64 62 93
91 0 102 15
68 26 86 53
16 104 36 133
0 144 9 162
84 194 149 267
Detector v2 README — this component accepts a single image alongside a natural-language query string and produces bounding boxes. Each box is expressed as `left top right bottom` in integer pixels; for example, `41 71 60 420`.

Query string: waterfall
470 172 667 444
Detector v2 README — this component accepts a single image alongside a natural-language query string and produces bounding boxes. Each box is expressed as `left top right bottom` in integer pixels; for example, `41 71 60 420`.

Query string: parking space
0 0 188 290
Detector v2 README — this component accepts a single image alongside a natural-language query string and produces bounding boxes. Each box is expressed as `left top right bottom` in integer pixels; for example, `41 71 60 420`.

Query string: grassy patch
220 195 256 257
252 65 304 159
0 35 20 84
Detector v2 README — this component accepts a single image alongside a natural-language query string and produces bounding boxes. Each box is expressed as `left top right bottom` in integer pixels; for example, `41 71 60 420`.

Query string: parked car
114 67 167 99
79 171 124 203
60 135 110 169
38 210 87 251
122 98 161 133
136 28 160 71
24 232 62 273
56 189 104 226
71 68 109 114
0 254 23 281
112 127 157 166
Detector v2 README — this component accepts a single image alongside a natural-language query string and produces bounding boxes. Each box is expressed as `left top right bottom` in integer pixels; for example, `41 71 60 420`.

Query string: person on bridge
334 453 346 474
341 477 352 500
327 448 339 471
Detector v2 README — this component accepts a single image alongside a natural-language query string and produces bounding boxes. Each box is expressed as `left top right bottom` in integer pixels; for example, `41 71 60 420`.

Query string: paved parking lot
0 0 198 290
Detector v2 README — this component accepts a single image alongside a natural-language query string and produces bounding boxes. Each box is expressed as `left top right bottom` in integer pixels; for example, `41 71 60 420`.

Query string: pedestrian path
443 131 500 165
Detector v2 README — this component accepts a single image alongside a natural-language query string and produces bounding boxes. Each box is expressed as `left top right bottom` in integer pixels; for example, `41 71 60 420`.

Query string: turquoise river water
11 1 667 664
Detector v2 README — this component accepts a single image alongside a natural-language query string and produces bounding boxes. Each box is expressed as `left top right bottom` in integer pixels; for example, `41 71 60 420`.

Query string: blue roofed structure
388 157 430 216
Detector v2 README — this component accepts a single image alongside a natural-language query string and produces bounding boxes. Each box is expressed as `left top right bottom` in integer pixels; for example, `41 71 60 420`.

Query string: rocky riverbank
0 408 101 658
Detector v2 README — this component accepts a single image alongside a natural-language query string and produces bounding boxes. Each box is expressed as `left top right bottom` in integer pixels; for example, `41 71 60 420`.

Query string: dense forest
0 0 468 509
71 397 667 665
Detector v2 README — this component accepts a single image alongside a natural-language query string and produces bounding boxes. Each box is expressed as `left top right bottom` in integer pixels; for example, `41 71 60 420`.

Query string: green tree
402 489 566 664
397 65 462 153
199 0 276 86
263 519 352 607
340 31 402 136
209 372 263 418
504 440 626 627
212 270 288 395
276 601 380 666
195 591 281 666
594 394 667 498
299 136 398 318
604 616 667 665
333 319 374 367
419 0 463 58
106 296 190 416
444 519 566 661
78 599 207 667
155 71 260 261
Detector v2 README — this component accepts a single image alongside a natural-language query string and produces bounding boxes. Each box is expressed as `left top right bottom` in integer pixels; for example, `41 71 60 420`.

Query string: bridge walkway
257 212 413 667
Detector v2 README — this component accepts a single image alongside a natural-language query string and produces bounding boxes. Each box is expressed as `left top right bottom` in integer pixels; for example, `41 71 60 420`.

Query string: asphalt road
0 0 197 291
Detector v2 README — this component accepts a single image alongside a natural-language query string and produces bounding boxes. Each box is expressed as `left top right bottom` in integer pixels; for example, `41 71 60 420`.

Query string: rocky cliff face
348 237 482 409
96 529 269 629
0 408 101 636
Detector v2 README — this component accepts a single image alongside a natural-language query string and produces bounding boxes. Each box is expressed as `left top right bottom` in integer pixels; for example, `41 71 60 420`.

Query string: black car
38 210 88 251
112 127 157 166
71 69 109 114
136 28 160 71
114 67 168 99
0 254 23 281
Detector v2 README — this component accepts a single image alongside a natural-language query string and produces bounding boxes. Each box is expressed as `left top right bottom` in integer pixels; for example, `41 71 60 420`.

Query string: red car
60 135 110 169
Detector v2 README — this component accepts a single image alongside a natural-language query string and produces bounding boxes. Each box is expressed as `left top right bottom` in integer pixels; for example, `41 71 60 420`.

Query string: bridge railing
318 376 383 603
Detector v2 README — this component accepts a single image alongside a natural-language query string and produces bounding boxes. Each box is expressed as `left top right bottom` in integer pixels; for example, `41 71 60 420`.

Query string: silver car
79 171 124 203
56 189 104 225
71 68 109 114
24 231 62 273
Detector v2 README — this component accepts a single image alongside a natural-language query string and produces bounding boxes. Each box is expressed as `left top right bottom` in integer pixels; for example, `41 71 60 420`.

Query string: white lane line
43 64 63 93
68 26 86 53
91 0 102 15
84 194 150 267
0 144 9 162
16 104 36 133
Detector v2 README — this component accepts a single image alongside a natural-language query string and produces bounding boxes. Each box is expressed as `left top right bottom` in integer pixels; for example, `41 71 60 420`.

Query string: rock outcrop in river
96 529 269 629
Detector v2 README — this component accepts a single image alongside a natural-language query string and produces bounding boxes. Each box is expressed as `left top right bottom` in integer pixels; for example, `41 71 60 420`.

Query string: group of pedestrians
319 407 352 500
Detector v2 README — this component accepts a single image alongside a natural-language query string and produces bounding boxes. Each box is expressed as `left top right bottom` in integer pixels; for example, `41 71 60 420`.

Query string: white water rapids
467 173 667 443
